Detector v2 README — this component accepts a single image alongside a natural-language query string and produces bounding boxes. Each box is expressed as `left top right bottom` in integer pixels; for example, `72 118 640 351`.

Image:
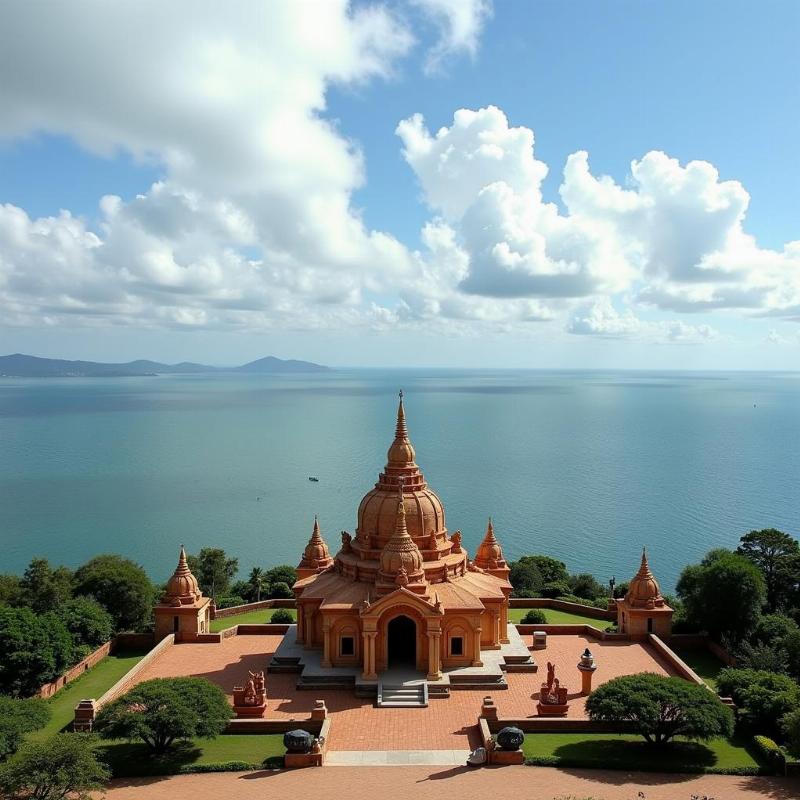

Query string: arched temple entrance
387 615 417 668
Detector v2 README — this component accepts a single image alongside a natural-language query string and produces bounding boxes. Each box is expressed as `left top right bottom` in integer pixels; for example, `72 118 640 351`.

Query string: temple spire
386 390 416 467
297 515 333 578
474 516 510 579
395 390 408 439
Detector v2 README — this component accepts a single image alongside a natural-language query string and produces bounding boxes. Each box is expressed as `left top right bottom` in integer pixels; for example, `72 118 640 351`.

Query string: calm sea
1 370 798 592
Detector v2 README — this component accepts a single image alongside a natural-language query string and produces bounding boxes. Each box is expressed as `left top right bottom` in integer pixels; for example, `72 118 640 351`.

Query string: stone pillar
304 609 314 648
426 630 442 680
500 603 510 644
472 626 483 667
321 621 332 668
311 699 328 721
362 632 378 680
480 695 498 720
296 605 304 644
491 610 500 646
579 667 594 695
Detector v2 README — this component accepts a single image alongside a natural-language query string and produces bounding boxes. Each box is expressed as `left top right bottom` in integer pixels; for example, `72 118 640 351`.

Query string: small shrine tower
154 546 211 642
615 548 673 640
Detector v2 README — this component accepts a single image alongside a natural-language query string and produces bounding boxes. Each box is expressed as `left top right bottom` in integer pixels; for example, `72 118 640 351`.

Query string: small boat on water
308 476 319 482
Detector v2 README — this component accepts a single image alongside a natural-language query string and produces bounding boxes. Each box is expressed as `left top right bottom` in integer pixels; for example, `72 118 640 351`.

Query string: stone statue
244 677 257 704
341 531 352 553
451 531 463 554
395 566 409 587
538 661 568 712
546 661 555 691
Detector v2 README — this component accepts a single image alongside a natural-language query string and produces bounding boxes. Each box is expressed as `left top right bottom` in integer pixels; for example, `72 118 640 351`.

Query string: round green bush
270 609 294 624
521 609 547 625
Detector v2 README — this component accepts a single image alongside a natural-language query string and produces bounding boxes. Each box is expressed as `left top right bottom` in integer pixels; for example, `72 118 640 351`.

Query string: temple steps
377 682 428 708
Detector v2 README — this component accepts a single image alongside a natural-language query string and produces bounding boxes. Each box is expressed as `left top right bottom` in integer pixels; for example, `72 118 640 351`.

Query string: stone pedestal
481 695 498 720
532 631 547 650
536 682 569 716
73 699 96 732
310 699 328 721
577 648 597 696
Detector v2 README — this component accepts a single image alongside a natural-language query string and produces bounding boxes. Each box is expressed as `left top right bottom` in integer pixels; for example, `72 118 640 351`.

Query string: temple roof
160 546 204 607
625 548 666 609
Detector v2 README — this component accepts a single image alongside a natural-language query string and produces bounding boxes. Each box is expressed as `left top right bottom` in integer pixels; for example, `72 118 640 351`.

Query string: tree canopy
0 734 108 800
94 677 231 753
0 606 74 696
586 673 733 745
676 549 765 645
0 697 50 760
73 554 155 632
737 528 800 612
716 667 800 737
57 596 114 650
19 558 73 614
186 548 239 597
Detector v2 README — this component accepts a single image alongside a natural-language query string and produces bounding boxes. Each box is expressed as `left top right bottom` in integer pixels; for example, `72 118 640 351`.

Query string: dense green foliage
586 673 734 745
19 559 73 614
676 549 765 645
716 667 800 737
187 548 239 597
737 528 800 612
508 554 611 603
74 554 155 632
270 608 294 623
56 597 114 651
520 609 547 624
0 697 50 760
0 606 74 696
95 677 231 753
780 708 800 758
0 734 109 800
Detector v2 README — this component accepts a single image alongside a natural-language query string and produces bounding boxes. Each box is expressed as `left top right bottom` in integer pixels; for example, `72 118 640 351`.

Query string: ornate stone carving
537 661 569 716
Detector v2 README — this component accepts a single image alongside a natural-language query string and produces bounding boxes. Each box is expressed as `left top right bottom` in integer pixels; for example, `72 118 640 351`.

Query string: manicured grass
672 646 725 691
96 735 285 776
209 607 296 631
521 732 763 773
509 607 610 627
31 651 148 740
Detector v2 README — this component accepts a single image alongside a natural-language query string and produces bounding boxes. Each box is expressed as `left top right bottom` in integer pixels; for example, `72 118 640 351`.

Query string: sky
0 0 798 369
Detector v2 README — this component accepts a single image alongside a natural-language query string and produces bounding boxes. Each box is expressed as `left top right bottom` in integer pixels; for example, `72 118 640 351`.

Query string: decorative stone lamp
577 647 597 695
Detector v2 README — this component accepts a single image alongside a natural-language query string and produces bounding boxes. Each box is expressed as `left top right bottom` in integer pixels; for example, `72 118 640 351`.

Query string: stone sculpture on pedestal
536 661 569 716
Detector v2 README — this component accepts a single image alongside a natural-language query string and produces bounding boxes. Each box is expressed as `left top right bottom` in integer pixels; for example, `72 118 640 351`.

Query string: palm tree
248 567 266 602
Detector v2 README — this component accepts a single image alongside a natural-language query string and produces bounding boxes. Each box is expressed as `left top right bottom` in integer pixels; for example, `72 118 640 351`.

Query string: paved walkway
100 766 800 800
128 632 676 751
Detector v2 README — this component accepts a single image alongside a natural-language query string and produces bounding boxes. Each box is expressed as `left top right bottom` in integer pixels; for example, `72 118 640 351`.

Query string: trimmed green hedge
523 754 768 776
176 757 284 773
753 735 786 772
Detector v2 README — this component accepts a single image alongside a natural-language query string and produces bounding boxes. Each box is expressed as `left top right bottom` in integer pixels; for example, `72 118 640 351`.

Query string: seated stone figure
537 661 569 716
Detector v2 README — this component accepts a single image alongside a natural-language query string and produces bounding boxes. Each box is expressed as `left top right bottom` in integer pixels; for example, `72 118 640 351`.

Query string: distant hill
0 353 329 378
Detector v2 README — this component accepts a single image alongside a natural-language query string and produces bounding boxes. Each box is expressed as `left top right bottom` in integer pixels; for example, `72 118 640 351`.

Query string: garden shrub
753 734 786 773
270 609 294 624
521 609 547 625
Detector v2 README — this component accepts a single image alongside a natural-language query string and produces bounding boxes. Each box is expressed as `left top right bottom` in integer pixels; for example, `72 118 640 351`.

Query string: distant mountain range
0 353 330 377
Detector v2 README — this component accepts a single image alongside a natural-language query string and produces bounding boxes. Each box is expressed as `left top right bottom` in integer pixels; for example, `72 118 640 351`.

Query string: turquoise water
1 370 798 592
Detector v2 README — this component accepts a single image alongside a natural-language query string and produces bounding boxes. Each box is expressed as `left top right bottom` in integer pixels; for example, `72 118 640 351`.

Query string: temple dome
474 518 507 569
162 546 203 606
357 392 446 546
303 516 331 563
625 549 665 608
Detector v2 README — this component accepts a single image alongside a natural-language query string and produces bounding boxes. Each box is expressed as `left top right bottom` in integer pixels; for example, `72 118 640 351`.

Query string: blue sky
0 1 798 368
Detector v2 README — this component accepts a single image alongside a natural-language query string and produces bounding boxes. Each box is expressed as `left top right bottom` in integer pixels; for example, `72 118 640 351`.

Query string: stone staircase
377 680 428 707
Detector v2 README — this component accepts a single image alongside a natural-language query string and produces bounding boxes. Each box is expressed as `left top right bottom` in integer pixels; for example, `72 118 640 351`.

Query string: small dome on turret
474 518 505 568
162 546 203 606
386 391 417 467
625 548 665 609
297 516 334 578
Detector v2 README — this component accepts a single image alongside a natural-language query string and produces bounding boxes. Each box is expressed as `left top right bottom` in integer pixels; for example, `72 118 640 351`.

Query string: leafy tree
0 734 108 800
216 596 246 609
540 580 572 598
737 528 800 612
94 677 231 754
781 708 800 759
229 580 254 602
186 548 238 597
19 558 73 614
782 629 800 681
57 597 114 649
736 641 789 674
0 574 23 607
74 554 154 632
0 607 74 696
0 697 50 760
521 609 547 624
248 567 266 602
265 565 297 588
752 613 799 645
586 673 733 745
268 581 293 599
508 559 543 597
676 549 765 645
569 573 606 600
270 608 294 623
716 667 800 736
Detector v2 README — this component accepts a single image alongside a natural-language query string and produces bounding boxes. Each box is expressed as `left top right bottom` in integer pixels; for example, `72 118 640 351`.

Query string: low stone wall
226 717 324 735
235 623 291 635
515 623 629 641
37 641 113 699
509 598 614 621
211 598 296 619
488 716 635 734
95 633 175 709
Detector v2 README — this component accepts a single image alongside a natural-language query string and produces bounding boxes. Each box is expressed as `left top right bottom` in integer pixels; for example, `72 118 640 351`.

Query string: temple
615 548 673 639
292 393 516 682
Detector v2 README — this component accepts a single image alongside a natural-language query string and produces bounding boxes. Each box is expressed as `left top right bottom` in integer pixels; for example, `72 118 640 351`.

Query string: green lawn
672 647 725 691
522 733 764 773
209 608 296 631
31 651 148 740
509 607 610 627
96 735 285 776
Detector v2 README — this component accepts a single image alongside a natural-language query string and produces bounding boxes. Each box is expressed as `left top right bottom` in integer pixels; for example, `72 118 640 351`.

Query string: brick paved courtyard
129 632 677 751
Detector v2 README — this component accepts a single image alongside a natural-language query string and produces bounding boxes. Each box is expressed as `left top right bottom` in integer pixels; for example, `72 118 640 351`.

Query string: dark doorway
387 615 417 668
